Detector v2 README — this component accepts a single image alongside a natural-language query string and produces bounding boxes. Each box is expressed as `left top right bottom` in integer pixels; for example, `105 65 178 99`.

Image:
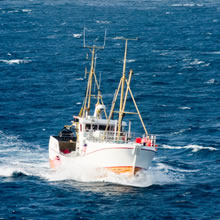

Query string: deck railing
84 130 156 146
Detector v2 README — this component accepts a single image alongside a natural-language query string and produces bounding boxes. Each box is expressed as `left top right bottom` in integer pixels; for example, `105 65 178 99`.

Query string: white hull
49 136 156 175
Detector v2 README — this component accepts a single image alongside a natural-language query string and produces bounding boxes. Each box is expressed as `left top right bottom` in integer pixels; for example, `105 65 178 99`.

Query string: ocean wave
0 130 48 178
22 9 32 13
161 144 217 152
156 162 199 173
190 59 205 65
75 77 84 80
171 128 187 135
171 4 203 7
72 34 82 38
205 79 215 84
127 59 136 63
96 20 111 24
113 36 124 40
0 59 31 65
212 51 220 54
178 106 191 110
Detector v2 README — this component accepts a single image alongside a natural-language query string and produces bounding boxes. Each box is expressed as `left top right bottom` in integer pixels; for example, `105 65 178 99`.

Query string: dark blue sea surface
0 0 220 219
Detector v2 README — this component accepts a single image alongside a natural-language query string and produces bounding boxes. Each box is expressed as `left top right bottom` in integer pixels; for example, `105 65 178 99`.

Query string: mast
117 38 136 137
86 47 95 116
81 28 107 118
105 37 149 138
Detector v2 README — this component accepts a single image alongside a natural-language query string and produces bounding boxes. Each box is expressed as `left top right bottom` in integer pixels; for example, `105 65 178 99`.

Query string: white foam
113 36 124 40
178 106 191 110
171 4 203 7
205 79 215 84
75 77 84 81
96 20 111 24
43 159 180 187
127 59 136 63
72 34 82 38
205 51 220 54
172 129 187 135
202 63 210 67
7 10 19 13
156 162 199 173
190 59 205 65
162 144 217 152
0 59 31 65
0 131 48 178
22 9 32 12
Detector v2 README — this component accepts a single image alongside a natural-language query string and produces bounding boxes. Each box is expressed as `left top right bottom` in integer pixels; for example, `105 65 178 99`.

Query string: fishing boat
48 33 157 175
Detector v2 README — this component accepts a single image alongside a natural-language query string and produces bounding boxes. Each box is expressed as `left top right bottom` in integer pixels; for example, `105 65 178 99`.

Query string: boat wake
42 159 182 188
0 59 31 65
0 131 48 178
161 144 217 152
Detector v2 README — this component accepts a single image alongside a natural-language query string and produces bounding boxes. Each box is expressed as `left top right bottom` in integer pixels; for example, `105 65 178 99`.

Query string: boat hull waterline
49 136 156 175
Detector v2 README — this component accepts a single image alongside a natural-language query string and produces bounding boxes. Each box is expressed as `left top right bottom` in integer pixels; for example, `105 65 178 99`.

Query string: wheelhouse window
85 124 91 131
92 125 97 130
99 125 106 131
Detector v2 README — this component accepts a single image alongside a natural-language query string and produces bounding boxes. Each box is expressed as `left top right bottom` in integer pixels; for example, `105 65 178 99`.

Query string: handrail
84 130 156 145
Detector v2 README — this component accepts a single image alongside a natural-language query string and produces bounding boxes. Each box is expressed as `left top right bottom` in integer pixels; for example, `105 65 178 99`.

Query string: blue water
0 0 220 219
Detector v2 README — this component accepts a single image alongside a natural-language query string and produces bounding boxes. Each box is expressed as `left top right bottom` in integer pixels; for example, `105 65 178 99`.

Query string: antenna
94 54 97 73
83 27 86 48
83 27 107 49
103 29 107 48
99 72 102 89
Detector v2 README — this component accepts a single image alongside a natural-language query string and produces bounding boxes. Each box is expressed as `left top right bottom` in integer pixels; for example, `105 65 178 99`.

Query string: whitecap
156 162 199 173
113 36 124 40
211 51 220 54
96 20 111 24
178 106 191 110
171 4 194 7
205 79 215 84
0 59 31 65
127 59 136 63
75 77 84 81
73 34 82 38
22 9 32 12
162 144 217 152
7 10 19 13
202 63 210 67
190 59 205 65
171 4 202 7
172 129 186 135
